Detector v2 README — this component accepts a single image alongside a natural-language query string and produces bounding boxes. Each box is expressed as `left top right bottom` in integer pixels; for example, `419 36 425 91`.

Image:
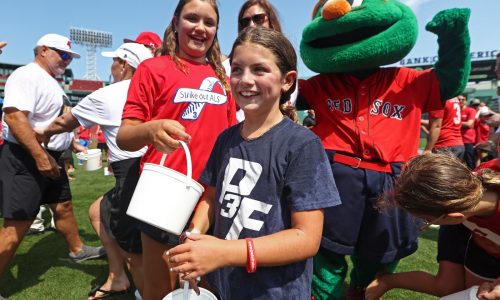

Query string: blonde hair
161 0 229 91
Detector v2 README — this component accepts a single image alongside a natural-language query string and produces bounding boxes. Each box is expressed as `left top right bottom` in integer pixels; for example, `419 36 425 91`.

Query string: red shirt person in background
475 105 494 167
459 95 477 169
423 97 464 159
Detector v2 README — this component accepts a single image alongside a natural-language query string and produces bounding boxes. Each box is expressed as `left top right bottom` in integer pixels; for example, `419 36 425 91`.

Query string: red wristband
245 238 257 273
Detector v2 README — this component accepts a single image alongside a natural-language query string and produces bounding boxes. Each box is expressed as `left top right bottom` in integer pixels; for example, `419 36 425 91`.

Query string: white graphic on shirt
218 157 272 240
370 99 406 120
452 102 461 125
173 77 227 120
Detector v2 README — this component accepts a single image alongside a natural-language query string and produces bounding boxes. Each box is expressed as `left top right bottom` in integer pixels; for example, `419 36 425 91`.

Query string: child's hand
165 233 227 281
365 273 390 300
148 119 191 153
477 277 500 300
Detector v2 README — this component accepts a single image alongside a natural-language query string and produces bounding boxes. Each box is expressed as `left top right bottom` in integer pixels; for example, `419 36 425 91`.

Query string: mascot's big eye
319 0 363 20
347 0 363 8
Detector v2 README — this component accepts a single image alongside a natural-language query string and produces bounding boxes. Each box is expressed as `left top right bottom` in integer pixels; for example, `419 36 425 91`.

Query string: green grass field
0 160 440 299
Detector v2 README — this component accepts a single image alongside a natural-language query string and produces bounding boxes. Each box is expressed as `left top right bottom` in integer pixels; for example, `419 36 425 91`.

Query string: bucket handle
159 141 192 182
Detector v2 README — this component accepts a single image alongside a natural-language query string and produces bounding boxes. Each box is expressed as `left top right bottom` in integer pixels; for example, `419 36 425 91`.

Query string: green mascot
297 0 470 299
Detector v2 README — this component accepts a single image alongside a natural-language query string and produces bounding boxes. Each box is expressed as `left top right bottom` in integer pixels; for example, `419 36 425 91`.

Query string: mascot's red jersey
299 67 442 163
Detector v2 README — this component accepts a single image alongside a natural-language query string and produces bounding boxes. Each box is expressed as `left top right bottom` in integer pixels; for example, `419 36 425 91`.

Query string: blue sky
0 0 498 80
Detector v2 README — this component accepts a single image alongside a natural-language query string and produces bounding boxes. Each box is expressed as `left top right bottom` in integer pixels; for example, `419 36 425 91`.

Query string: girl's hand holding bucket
166 233 232 281
148 119 191 153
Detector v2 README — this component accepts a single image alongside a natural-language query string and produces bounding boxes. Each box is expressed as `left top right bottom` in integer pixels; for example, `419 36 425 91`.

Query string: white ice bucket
76 149 102 171
440 286 479 300
163 281 217 300
127 141 204 235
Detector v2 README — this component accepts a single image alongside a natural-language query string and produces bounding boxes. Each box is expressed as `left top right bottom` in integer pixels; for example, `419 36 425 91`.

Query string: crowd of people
0 0 499 300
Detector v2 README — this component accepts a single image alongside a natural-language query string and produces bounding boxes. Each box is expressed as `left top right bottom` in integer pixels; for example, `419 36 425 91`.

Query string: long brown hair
161 0 229 91
230 27 297 118
381 154 500 217
238 0 282 33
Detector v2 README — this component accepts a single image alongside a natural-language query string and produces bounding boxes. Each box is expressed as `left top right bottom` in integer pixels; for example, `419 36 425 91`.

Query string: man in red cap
123 31 162 56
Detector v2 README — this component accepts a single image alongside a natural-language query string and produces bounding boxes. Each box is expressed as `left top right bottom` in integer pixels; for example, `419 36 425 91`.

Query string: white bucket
163 282 217 300
440 286 479 300
76 149 102 171
127 141 204 235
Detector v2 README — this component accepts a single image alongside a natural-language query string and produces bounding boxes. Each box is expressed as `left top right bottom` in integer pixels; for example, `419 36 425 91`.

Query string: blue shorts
320 150 419 263
432 145 465 160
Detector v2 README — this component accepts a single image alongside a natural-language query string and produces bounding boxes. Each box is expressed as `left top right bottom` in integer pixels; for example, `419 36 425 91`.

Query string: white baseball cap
36 33 80 58
479 106 494 117
101 43 152 69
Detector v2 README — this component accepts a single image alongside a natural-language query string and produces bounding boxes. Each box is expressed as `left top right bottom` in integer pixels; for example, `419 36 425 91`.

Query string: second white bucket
127 141 204 235
76 149 102 171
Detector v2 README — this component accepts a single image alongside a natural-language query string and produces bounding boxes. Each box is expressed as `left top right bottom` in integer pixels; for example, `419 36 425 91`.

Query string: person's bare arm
461 118 474 129
3 108 59 178
43 111 80 139
365 261 465 299
184 187 216 235
116 118 191 153
424 117 442 154
70 137 87 153
167 208 324 280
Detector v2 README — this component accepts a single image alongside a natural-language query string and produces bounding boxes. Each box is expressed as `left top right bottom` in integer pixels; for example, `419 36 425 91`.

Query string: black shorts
100 187 115 237
97 143 107 151
438 224 499 280
464 239 500 280
102 157 143 253
59 148 73 160
139 221 181 247
0 142 72 220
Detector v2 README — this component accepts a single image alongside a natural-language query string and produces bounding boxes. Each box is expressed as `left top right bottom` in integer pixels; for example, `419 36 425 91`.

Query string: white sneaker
27 226 45 235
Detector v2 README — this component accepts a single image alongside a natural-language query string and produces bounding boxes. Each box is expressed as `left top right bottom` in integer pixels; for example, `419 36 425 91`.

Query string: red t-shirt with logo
428 97 463 148
299 67 442 163
460 106 476 144
122 56 236 179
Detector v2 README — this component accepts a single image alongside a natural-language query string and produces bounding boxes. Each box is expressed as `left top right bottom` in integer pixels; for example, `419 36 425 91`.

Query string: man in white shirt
0 34 105 284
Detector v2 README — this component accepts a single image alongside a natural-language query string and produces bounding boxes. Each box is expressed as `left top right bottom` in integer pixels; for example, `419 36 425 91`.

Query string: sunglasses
49 47 73 61
417 214 446 232
239 13 268 28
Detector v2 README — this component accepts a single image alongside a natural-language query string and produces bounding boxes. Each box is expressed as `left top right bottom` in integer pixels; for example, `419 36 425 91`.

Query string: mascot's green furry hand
426 8 470 36
426 8 471 100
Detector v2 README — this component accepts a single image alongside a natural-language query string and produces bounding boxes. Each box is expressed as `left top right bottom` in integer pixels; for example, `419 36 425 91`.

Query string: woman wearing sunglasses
225 0 300 123
223 0 282 78
237 0 282 32
365 153 500 300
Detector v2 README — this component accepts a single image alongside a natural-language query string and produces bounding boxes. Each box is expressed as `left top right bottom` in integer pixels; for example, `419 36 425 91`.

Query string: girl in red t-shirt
116 0 235 298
